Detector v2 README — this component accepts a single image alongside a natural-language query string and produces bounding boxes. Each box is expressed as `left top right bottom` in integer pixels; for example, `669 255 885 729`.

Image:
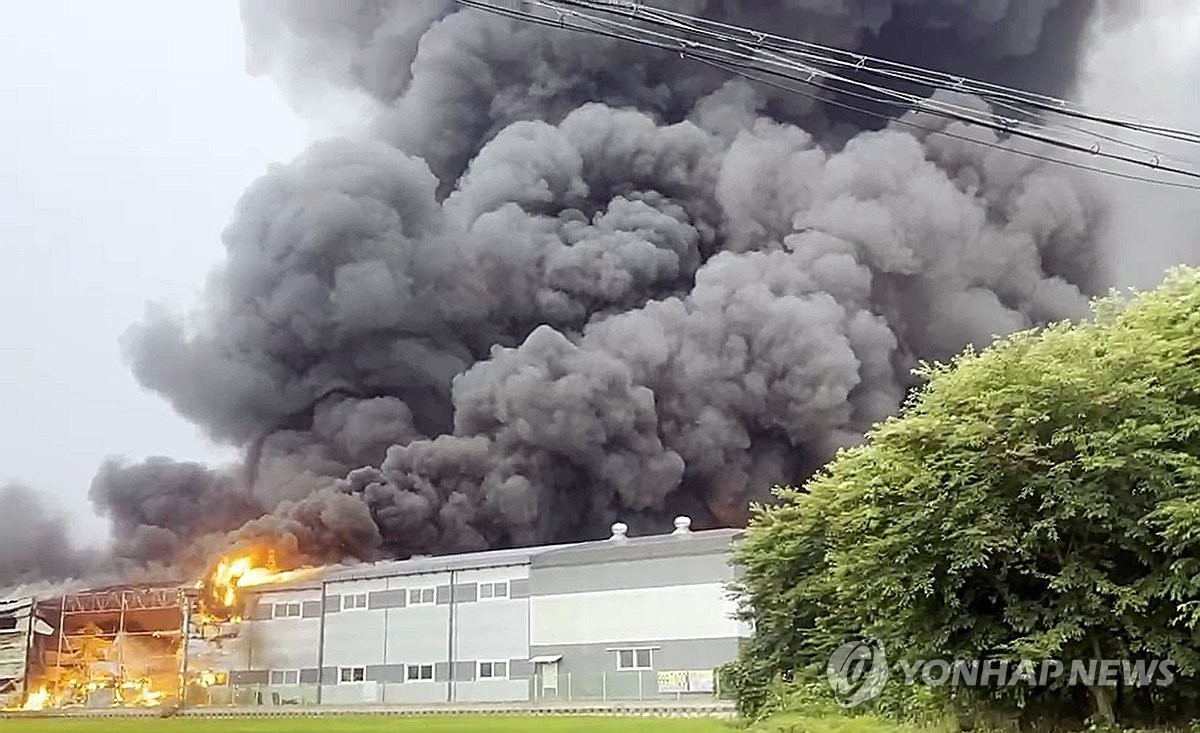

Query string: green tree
729 267 1200 726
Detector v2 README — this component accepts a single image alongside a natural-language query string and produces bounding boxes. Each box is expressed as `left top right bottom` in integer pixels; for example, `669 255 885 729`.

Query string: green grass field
0 715 736 733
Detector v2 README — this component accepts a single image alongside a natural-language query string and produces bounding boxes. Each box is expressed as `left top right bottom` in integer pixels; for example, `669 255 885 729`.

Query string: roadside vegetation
724 267 1200 731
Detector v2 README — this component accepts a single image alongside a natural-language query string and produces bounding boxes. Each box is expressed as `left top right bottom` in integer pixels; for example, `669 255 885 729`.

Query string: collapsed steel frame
30 584 194 709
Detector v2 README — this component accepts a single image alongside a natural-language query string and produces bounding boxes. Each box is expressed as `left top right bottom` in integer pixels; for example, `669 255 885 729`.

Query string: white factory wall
530 583 739 646
322 571 454 704
245 588 323 672
451 565 532 703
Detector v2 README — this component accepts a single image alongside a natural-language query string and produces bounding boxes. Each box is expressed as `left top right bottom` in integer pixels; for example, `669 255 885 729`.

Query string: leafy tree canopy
728 267 1200 725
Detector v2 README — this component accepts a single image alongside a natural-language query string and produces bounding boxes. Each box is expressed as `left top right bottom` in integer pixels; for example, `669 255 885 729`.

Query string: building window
407 587 435 606
406 664 434 681
272 602 301 619
616 648 653 671
478 581 509 600
338 666 366 684
478 661 508 680
342 593 367 611
269 669 300 686
0 617 17 631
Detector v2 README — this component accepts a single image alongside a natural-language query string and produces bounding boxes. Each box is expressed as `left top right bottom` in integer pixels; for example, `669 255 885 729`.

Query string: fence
177 669 730 708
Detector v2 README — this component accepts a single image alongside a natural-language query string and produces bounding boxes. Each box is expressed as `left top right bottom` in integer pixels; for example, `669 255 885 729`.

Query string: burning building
5 517 742 710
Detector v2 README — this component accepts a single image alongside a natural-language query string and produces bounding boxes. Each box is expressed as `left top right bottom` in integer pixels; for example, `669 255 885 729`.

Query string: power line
697 58 1200 192
519 0 1200 179
554 0 1200 147
456 0 1200 190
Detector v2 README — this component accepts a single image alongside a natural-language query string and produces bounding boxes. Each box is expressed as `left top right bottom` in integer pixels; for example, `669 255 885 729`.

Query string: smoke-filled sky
2 0 1198 593
0 2 311 543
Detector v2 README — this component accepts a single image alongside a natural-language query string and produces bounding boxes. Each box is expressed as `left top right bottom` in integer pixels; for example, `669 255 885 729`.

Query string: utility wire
520 0 1200 177
556 0 1200 146
456 0 1200 189
698 58 1200 192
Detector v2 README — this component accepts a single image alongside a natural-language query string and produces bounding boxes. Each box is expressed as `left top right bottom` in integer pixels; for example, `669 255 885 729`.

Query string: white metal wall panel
530 583 738 646
380 572 451 667
454 568 530 665
245 589 323 671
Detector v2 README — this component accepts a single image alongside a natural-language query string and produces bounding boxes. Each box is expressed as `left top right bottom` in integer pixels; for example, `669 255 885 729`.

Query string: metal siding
510 578 531 598
453 661 476 681
0 599 32 615
454 595 529 667
368 589 406 610
322 607 387 667
381 682 449 704
529 637 739 674
454 583 478 603
453 679 530 703
383 605 449 665
366 664 406 683
0 634 27 682
509 659 533 679
0 599 30 682
244 616 322 671
532 530 739 569
531 583 738 646
231 669 270 685
301 601 322 618
531 553 732 596
327 545 564 583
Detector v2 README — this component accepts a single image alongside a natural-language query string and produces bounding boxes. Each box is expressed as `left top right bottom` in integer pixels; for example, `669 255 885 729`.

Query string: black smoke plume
85 0 1116 575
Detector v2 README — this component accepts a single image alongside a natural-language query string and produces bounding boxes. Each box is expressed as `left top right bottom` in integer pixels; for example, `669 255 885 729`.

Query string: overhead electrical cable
456 0 1200 189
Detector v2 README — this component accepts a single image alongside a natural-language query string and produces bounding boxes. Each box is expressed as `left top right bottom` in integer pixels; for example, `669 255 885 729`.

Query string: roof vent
610 522 629 541
672 516 692 535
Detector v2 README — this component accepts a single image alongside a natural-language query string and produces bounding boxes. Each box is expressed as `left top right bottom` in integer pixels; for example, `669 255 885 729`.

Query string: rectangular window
407 587 435 606
338 666 366 684
272 602 301 619
269 669 300 686
406 664 434 681
616 648 653 671
478 581 510 600
0 617 17 631
341 593 368 611
478 660 509 679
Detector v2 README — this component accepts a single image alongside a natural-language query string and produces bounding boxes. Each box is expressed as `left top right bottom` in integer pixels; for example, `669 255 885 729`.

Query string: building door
537 660 558 700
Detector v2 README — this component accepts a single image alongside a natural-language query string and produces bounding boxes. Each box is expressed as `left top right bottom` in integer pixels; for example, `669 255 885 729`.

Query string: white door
538 661 559 697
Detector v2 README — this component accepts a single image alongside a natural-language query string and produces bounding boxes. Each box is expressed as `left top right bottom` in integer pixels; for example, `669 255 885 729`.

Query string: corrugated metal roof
324 543 579 584
320 526 743 583
532 527 743 568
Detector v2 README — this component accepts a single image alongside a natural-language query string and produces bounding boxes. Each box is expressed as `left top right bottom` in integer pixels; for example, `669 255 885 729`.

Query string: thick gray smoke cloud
88 0 1115 572
0 484 96 590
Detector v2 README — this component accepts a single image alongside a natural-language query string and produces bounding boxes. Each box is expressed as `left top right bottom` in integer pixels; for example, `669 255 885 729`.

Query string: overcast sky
0 2 311 540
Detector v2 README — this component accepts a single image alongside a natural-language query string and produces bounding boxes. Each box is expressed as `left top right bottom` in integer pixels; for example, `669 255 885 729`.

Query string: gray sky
0 1 311 541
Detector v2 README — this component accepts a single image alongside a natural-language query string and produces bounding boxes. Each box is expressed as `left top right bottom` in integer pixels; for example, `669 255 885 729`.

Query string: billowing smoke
82 0 1120 574
0 484 96 591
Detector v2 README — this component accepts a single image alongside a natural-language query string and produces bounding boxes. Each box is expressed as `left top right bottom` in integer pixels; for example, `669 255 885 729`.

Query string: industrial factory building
2 518 746 710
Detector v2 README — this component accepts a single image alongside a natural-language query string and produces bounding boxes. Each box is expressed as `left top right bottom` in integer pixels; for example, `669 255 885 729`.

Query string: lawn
0 715 735 733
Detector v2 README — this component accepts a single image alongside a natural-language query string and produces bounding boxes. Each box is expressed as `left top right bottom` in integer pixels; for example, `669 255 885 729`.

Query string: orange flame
196 545 318 621
20 686 51 711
